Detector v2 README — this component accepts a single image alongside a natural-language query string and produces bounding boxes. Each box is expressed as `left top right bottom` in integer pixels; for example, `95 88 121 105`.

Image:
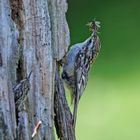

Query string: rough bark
0 0 70 140
54 64 75 140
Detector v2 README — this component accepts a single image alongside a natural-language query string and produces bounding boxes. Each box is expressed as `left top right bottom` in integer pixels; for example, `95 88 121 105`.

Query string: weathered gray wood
0 0 19 139
0 0 70 139
18 0 54 139
48 0 70 61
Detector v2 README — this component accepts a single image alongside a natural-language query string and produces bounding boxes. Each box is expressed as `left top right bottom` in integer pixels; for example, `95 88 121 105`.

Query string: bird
13 71 32 110
62 20 101 128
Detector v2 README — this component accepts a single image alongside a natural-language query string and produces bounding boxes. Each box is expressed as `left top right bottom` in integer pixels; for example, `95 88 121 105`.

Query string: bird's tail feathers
73 91 79 129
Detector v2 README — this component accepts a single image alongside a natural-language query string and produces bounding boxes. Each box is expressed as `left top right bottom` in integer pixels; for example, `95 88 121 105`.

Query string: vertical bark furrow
9 0 24 81
10 0 24 31
0 52 2 67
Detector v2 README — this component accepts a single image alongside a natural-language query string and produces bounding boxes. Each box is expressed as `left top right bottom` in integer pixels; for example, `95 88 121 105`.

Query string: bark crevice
9 0 24 31
0 52 2 67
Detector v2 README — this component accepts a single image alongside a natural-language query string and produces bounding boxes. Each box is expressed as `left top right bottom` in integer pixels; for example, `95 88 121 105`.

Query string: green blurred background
66 0 140 139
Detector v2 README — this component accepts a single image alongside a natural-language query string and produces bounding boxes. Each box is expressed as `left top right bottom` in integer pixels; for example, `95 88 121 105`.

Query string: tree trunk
0 0 70 139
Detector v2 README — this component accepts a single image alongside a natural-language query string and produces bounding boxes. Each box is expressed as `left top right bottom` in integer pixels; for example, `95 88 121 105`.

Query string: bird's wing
73 48 89 128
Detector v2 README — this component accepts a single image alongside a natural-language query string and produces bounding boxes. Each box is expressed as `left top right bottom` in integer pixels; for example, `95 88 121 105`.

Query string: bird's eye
88 39 92 44
62 71 69 80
